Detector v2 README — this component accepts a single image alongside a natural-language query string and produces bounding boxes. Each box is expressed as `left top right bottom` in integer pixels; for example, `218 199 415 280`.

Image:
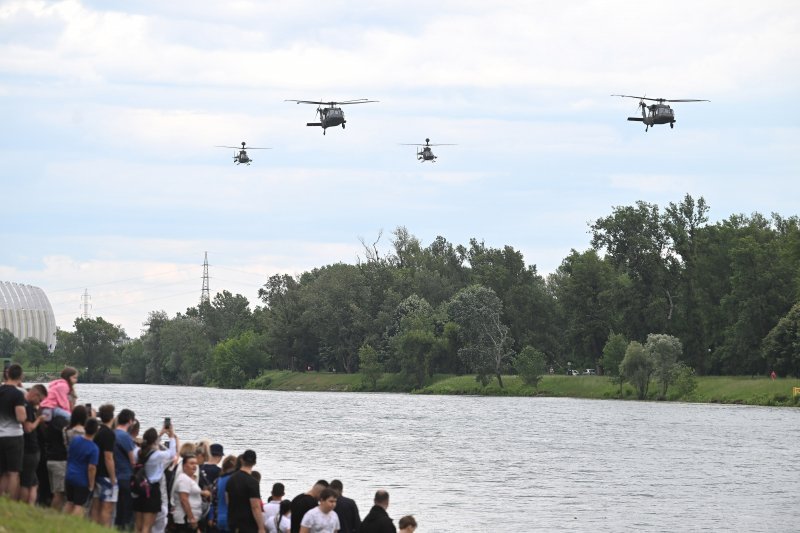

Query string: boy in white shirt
299 487 340 533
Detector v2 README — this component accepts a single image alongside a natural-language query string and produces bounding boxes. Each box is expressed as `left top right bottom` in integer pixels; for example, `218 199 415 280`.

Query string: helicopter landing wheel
342 124 345 129
323 129 326 135
670 123 674 129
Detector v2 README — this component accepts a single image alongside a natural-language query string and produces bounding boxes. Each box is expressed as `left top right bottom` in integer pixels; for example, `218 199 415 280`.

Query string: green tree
447 285 514 387
358 343 382 389
301 264 371 373
600 332 628 377
120 338 147 383
591 201 677 339
160 317 211 385
142 311 169 384
15 338 49 373
645 333 683 399
55 317 125 382
209 331 270 388
550 250 622 369
257 274 310 371
619 341 654 400
515 346 546 389
762 301 800 377
197 291 254 344
601 332 628 397
0 329 19 359
671 363 698 400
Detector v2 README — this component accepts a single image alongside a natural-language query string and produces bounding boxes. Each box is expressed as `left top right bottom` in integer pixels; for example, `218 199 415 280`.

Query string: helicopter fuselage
234 150 251 165
418 147 436 161
308 107 346 133
627 103 676 130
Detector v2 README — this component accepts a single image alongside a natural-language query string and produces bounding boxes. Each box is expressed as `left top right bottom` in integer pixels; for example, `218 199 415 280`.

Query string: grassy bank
245 371 800 406
0 497 111 532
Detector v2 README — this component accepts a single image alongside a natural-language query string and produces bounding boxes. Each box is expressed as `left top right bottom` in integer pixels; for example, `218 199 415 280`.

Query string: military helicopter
612 95 709 131
285 99 378 134
215 142 271 165
399 138 456 162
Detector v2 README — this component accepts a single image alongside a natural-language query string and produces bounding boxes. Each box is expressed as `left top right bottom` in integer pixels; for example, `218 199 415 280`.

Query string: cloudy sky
1 1 798 338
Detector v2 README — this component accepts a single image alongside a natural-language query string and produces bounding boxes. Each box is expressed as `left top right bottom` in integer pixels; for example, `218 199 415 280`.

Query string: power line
48 266 197 293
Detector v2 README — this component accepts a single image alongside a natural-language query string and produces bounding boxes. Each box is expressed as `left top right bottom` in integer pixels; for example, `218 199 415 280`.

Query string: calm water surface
77 385 798 532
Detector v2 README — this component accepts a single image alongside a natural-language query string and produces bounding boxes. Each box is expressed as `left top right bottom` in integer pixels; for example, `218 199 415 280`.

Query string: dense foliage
25 194 799 387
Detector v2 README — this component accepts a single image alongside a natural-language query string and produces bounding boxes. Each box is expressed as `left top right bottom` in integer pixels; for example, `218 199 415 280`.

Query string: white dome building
0 281 57 351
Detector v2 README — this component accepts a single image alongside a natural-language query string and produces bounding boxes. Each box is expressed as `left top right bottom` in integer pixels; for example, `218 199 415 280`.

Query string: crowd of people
0 363 418 532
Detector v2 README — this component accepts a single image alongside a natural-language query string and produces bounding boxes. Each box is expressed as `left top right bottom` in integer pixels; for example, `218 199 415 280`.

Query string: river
76 384 798 532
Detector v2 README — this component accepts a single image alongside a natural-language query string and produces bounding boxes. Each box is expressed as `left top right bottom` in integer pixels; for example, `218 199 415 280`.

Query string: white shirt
263 499 281 522
266 513 291 533
171 471 203 525
300 506 340 533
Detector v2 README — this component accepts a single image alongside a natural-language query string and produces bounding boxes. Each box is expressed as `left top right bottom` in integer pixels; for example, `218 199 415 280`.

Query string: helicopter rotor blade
285 99 379 106
612 94 709 103
663 99 710 103
336 99 379 105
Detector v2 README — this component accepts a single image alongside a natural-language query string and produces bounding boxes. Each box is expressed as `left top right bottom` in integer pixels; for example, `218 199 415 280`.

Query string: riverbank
0 497 111 532
245 371 800 407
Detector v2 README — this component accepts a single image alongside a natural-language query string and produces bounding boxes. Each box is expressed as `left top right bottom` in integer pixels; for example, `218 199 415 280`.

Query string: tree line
21 194 798 388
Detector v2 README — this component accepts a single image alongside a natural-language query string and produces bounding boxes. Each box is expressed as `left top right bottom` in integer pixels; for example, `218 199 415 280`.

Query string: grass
0 497 112 532
245 371 800 406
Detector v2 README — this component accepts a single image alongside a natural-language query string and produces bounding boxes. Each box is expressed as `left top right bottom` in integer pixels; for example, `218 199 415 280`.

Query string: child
40 367 79 420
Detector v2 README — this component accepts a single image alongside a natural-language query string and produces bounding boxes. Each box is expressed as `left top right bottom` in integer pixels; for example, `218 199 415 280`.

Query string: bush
514 346 546 389
671 363 697 401
245 373 273 390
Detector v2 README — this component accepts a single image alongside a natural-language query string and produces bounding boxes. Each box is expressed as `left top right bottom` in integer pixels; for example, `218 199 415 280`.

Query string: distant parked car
568 369 580 376
584 369 596 375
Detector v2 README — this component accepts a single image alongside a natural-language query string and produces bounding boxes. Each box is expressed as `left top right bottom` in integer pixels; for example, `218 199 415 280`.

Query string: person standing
202 443 224 486
115 408 138 530
290 480 328 533
19 384 47 504
397 516 416 533
226 449 265 533
359 490 396 533
172 452 209 532
329 480 359 533
263 482 286 524
266 499 291 533
133 425 178 533
299 487 340 533
64 417 100 517
92 403 118 527
0 363 27 498
44 401 70 509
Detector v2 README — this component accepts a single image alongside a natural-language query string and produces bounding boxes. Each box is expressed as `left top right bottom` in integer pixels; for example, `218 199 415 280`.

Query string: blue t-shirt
66 437 99 487
216 473 233 528
114 429 136 480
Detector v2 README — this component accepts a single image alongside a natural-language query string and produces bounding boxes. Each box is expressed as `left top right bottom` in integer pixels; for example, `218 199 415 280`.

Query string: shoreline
243 371 800 407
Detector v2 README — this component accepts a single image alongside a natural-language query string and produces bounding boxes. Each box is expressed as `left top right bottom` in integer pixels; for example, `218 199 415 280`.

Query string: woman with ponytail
133 424 178 533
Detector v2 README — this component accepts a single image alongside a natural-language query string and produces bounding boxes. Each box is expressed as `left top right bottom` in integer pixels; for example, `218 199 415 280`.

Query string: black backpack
131 448 155 498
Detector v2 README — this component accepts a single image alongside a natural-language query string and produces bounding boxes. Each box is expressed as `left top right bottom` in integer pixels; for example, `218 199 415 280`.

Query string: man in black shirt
360 490 396 533
290 480 328 533
0 363 27 499
330 479 360 533
226 449 265 533
44 407 69 509
20 384 47 504
91 404 117 527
